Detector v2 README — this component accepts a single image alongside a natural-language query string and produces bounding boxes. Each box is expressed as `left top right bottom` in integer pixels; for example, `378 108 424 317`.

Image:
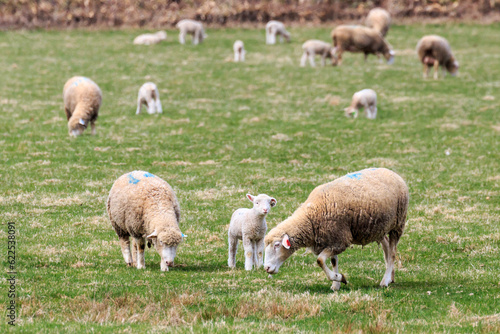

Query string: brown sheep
416 35 459 79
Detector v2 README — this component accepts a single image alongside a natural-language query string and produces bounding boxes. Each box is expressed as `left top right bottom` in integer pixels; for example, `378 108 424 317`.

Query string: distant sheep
228 193 277 270
264 168 409 290
63 76 102 137
331 25 394 66
176 19 207 45
107 171 184 271
265 20 290 45
136 82 162 115
365 8 391 37
416 35 459 79
344 89 377 119
300 40 337 67
233 40 246 62
133 31 167 45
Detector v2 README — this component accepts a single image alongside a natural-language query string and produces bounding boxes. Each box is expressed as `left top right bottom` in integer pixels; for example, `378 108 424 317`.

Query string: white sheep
233 40 246 62
300 40 336 67
416 35 459 79
176 19 207 45
228 193 277 270
265 20 290 45
63 76 102 137
365 8 391 37
133 31 167 45
264 168 409 291
136 82 162 115
107 171 185 271
344 89 378 119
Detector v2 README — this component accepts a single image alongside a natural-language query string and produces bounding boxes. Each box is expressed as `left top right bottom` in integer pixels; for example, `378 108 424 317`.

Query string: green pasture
0 23 499 332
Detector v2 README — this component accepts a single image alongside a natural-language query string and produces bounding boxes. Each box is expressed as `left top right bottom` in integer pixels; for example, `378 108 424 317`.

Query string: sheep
365 8 391 37
344 89 377 119
331 25 395 66
300 40 337 67
233 40 246 62
416 35 459 80
136 82 162 115
63 76 102 137
228 193 277 271
107 171 184 272
176 19 207 45
265 20 290 45
133 31 167 45
264 168 409 291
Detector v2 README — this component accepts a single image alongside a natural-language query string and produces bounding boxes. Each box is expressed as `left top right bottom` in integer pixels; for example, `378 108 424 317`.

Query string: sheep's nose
263 209 268 213
265 266 271 273
166 261 174 267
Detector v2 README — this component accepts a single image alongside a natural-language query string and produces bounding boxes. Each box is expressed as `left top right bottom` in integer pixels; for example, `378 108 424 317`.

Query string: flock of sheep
61 9 461 291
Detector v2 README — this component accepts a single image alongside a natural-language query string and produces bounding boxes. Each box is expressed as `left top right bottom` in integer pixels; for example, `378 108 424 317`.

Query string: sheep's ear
246 194 255 202
270 198 277 207
79 118 86 126
146 230 158 240
282 234 291 249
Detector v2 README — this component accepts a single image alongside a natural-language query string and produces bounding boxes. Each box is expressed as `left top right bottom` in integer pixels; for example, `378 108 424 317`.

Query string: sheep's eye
274 242 281 249
255 201 259 205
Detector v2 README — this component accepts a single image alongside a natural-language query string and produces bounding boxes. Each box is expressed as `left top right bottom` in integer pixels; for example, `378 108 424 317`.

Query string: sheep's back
63 76 102 113
417 35 453 64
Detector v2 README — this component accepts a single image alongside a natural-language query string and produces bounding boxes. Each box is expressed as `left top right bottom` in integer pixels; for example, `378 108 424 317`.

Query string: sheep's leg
234 51 239 62
252 240 259 268
380 235 396 287
321 53 326 67
179 31 185 45
364 53 369 62
316 249 346 291
433 60 440 80
90 121 96 135
134 237 146 269
336 50 343 66
241 50 245 62
136 96 143 115
330 255 342 291
65 107 72 120
131 238 137 265
119 237 133 267
256 238 265 269
156 97 163 114
300 52 307 67
146 98 156 114
193 31 199 45
422 64 429 79
242 237 254 270
228 236 238 268
309 52 316 67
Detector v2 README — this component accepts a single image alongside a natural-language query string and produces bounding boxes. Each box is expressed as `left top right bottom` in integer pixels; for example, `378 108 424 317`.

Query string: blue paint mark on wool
128 174 140 184
345 172 362 180
143 172 155 178
71 77 89 88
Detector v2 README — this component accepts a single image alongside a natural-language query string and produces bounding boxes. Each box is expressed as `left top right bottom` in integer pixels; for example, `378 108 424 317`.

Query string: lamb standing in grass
228 193 277 270
300 40 337 67
264 168 409 291
233 40 246 62
265 20 290 45
133 31 167 45
331 25 394 66
344 89 377 119
176 19 207 45
63 76 102 137
416 35 459 80
136 82 162 115
107 171 184 272
365 8 391 37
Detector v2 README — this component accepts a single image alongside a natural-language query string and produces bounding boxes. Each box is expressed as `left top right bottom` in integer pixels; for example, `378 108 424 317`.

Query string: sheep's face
68 118 86 137
447 59 459 76
264 234 293 274
385 50 395 65
247 193 277 216
148 229 183 271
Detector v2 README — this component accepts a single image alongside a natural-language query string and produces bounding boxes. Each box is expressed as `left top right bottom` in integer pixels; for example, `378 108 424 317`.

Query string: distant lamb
133 31 167 45
136 82 162 115
300 40 337 67
344 89 377 119
228 193 277 270
264 168 409 291
365 8 391 37
265 20 290 45
63 76 102 137
107 171 185 271
176 19 207 45
331 25 395 66
233 40 246 62
416 35 459 79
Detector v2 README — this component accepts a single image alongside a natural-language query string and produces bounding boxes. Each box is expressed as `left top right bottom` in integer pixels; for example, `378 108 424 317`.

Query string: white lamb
265 20 290 45
176 19 207 45
136 82 162 115
133 31 167 45
344 89 378 119
233 40 246 62
228 193 277 270
300 40 336 67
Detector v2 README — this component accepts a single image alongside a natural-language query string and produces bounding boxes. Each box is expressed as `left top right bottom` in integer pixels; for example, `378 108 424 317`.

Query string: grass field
1 23 499 333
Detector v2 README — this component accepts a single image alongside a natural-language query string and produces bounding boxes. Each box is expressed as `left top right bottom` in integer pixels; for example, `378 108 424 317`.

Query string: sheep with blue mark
107 171 185 271
63 76 102 137
264 168 409 291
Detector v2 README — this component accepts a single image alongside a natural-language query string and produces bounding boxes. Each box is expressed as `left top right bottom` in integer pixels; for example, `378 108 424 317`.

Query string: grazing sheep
228 193 277 270
233 40 246 62
107 171 184 272
331 25 395 66
344 89 378 119
136 82 162 115
416 35 459 79
300 40 337 67
264 168 409 291
365 8 391 37
176 19 207 45
265 20 290 45
133 31 167 45
63 76 102 137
